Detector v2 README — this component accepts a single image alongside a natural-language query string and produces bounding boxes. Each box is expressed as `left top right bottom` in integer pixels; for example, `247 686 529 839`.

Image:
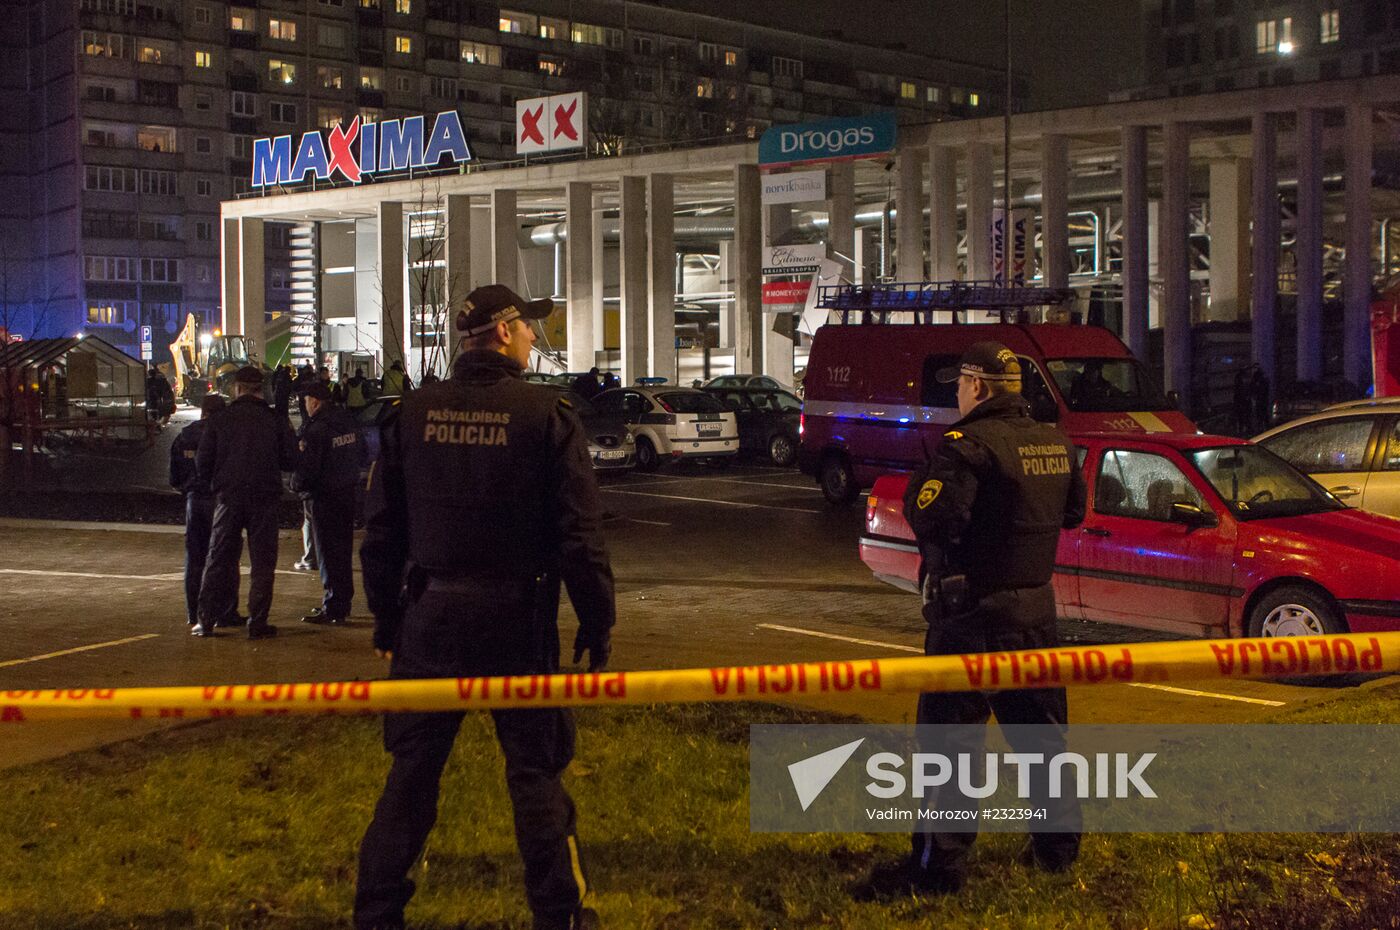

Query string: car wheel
768 432 797 467
1247 585 1347 638
819 453 858 506
635 436 660 472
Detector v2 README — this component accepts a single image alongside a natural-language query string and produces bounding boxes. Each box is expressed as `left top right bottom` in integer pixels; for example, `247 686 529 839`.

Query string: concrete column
966 141 994 280
1121 126 1150 357
1295 107 1324 382
647 173 676 380
563 181 595 371
717 240 735 348
1040 134 1070 289
827 161 855 280
443 194 472 315
618 175 647 384
1161 122 1192 400
1207 158 1252 322
1251 113 1279 384
733 164 764 376
896 144 924 280
490 188 518 290
237 217 265 361
1344 102 1374 388
590 192 608 359
220 217 241 334
377 201 405 369
928 144 959 281
853 228 874 285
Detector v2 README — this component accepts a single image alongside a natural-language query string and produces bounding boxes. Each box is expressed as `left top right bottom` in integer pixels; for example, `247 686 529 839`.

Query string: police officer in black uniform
294 381 363 625
867 341 1087 896
169 393 225 626
194 365 299 639
355 284 615 930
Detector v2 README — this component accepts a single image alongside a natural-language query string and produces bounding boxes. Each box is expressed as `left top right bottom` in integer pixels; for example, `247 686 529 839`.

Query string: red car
860 432 1400 638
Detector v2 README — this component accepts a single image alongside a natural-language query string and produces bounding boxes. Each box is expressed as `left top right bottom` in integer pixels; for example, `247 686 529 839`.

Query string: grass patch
2 684 1400 929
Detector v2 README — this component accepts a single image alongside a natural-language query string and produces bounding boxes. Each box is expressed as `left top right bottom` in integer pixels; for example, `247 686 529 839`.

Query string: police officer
867 341 1087 896
169 393 226 627
355 284 615 930
194 365 299 639
294 380 362 625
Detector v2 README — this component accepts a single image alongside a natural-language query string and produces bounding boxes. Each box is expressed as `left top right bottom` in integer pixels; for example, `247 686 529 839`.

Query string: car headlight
623 433 635 445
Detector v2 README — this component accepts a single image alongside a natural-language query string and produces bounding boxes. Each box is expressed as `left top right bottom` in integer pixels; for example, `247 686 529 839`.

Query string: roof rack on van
817 280 1076 325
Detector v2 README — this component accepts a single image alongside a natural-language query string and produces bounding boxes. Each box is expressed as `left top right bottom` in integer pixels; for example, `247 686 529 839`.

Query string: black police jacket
360 350 616 652
195 394 299 507
169 418 210 496
902 393 1087 597
292 406 363 497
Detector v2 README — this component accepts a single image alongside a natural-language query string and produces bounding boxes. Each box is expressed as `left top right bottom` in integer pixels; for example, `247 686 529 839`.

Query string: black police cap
935 341 1022 384
455 284 554 337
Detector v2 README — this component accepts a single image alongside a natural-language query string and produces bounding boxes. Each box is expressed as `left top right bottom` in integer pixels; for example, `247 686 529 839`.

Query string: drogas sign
251 110 473 188
758 112 896 167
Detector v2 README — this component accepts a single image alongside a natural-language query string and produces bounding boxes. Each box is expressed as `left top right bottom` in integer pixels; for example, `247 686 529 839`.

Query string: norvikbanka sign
251 111 472 188
758 112 897 167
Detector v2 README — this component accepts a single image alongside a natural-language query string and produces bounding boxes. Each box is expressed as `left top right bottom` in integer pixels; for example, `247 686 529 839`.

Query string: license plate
697 424 722 437
596 450 627 461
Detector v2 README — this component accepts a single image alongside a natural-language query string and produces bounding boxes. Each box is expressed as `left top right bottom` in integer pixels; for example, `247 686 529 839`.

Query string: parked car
701 385 802 466
523 371 574 386
799 320 1193 505
1252 399 1400 518
705 374 795 393
351 393 400 466
860 431 1400 639
592 385 738 471
540 385 637 473
1269 378 1364 426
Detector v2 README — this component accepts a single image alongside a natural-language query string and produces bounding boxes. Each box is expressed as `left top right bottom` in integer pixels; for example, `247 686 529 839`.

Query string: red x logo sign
552 99 579 142
327 116 361 183
520 105 546 146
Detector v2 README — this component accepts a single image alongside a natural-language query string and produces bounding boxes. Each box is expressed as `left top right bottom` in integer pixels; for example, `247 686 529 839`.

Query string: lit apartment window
318 65 344 89
900 81 917 100
395 0 410 12
138 42 173 64
695 78 714 98
571 23 621 47
268 18 297 41
539 58 564 76
1320 9 1339 43
82 32 129 58
460 41 500 65
268 59 298 84
360 68 384 90
86 302 130 325
318 107 343 129
194 49 212 68
395 35 412 54
137 126 176 152
359 107 384 123
927 86 941 103
359 0 380 7
539 17 566 39
229 8 255 31
1256 18 1286 53
499 11 537 34
969 92 981 107
724 50 738 67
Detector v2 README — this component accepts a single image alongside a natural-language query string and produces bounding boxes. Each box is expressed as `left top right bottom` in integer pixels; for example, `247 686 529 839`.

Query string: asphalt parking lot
0 459 1358 768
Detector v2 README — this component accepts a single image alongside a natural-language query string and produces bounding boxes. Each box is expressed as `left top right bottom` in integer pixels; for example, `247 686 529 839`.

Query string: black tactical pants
197 497 280 630
354 587 587 930
308 490 355 619
910 584 1081 880
183 494 215 624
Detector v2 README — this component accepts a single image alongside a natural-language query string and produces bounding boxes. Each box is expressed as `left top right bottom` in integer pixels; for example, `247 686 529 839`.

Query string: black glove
372 614 401 655
572 628 611 672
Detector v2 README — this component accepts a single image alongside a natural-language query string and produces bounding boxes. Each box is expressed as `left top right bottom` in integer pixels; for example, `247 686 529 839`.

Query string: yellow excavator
168 313 256 404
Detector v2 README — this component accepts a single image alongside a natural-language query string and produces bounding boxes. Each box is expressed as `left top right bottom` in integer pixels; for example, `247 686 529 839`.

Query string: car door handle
1083 527 1112 537
1328 485 1361 499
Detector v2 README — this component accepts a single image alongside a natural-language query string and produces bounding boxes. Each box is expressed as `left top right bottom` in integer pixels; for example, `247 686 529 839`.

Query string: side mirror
1029 391 1059 424
1171 501 1217 528
1166 389 1182 409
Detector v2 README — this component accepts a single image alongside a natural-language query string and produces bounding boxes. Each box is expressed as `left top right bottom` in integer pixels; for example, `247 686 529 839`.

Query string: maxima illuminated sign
251 111 473 188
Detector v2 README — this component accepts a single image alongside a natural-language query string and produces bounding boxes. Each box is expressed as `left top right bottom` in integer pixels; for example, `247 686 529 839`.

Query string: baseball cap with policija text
456 284 554 337
935 341 1023 383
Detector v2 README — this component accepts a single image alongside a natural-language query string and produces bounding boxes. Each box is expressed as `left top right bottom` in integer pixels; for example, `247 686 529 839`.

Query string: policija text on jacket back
354 284 616 930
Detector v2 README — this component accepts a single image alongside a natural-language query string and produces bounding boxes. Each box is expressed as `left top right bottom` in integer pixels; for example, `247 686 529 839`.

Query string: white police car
592 383 739 471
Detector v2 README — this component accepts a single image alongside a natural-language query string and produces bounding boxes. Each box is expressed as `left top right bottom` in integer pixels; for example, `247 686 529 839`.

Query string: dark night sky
644 0 1144 111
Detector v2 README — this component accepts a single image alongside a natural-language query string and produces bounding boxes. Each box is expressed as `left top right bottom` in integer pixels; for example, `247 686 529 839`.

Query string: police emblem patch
944 430 964 441
916 479 943 509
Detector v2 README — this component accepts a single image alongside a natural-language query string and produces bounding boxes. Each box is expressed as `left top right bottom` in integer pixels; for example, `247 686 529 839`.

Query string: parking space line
626 518 673 526
599 487 822 514
758 623 1290 705
0 633 161 669
757 623 923 653
1126 682 1286 706
0 568 185 581
691 477 822 492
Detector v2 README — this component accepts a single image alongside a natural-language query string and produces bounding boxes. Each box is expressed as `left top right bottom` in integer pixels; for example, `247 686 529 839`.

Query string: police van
797 283 1195 504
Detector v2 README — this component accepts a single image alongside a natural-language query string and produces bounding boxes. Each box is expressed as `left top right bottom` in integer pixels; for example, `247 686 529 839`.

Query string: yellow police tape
3 631 1398 723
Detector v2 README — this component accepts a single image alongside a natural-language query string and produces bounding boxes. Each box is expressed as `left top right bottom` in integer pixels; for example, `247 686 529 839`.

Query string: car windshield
1185 445 1345 520
1045 357 1172 412
658 391 726 414
561 390 597 417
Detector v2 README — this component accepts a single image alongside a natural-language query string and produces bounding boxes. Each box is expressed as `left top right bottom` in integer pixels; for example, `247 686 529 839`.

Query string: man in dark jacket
294 381 363 624
169 393 226 626
194 366 299 639
354 284 615 930
864 341 1087 898
273 365 294 420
